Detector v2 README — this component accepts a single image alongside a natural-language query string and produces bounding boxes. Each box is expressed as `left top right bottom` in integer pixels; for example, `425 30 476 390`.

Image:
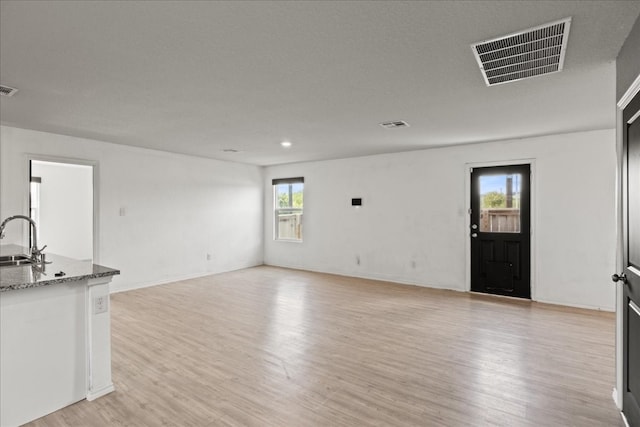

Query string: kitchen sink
0 254 33 267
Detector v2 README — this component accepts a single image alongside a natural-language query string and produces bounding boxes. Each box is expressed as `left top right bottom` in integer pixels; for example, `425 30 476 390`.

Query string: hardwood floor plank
26 266 622 426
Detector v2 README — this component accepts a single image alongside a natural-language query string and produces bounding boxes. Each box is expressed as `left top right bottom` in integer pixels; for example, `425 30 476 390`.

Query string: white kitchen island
0 245 119 427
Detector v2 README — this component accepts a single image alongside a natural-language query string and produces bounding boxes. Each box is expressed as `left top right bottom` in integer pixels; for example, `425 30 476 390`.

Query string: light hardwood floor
28 266 623 426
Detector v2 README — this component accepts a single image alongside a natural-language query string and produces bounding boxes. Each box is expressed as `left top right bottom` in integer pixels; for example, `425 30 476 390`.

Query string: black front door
471 164 531 299
619 90 640 426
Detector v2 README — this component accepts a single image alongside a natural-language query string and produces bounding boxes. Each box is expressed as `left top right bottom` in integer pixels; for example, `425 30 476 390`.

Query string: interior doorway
618 87 640 427
470 164 531 299
29 159 95 261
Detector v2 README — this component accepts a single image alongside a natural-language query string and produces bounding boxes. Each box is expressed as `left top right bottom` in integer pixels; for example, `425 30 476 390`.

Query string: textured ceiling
1 1 639 166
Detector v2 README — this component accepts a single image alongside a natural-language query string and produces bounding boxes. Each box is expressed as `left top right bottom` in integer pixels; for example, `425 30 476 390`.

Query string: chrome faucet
0 215 47 262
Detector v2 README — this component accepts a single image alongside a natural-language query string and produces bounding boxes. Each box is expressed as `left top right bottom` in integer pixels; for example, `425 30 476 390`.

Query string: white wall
264 129 617 311
32 161 94 260
0 126 264 292
0 125 618 309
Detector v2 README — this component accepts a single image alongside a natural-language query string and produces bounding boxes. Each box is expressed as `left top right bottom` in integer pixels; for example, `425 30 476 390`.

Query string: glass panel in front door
479 174 522 233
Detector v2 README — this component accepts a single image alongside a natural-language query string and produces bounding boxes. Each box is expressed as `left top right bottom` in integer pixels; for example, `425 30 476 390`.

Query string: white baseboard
110 271 214 294
110 263 263 294
611 387 630 427
87 383 115 401
264 263 615 311
533 297 615 312
264 262 466 293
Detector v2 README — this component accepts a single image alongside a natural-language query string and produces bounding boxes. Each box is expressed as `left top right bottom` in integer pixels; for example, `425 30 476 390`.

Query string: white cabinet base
0 276 115 427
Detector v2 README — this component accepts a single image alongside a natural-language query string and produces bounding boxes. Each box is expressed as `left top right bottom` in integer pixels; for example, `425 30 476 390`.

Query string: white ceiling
1 1 639 166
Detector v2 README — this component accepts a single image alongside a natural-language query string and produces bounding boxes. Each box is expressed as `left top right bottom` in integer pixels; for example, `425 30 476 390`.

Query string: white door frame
464 159 537 300
613 72 640 413
24 154 100 263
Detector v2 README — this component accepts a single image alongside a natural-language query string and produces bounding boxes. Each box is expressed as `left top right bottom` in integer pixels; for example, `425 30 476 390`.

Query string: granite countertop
0 244 120 292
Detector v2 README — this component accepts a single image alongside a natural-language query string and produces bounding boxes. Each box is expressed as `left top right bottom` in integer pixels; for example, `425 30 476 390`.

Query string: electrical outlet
206 253 212 261
94 296 108 314
356 255 360 265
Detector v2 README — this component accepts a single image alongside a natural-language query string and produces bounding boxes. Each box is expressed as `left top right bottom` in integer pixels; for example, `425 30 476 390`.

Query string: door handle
471 233 478 238
612 273 628 284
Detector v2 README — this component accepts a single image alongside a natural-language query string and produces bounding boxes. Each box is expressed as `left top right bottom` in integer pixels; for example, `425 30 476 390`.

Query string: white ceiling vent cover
471 17 571 86
0 85 18 97
379 120 410 129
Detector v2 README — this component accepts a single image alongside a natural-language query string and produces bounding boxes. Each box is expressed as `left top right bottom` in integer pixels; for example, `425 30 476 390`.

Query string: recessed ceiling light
281 141 292 148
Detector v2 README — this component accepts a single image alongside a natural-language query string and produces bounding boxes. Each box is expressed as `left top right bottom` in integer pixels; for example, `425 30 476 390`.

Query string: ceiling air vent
471 17 571 86
0 85 18 97
379 120 409 129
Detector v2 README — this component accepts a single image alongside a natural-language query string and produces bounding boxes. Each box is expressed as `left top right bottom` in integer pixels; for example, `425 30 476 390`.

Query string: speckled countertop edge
0 245 120 292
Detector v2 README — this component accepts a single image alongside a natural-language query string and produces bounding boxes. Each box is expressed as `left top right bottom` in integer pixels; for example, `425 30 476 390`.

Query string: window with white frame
273 177 304 241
